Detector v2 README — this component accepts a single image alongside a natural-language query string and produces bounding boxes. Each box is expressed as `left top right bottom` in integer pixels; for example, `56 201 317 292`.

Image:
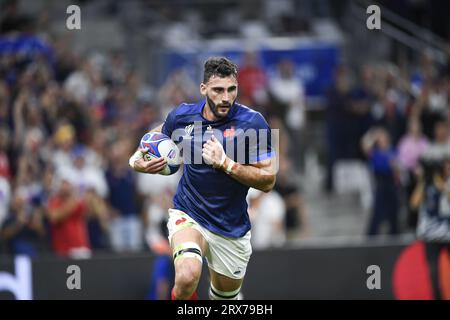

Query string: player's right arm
129 123 167 174
130 104 179 174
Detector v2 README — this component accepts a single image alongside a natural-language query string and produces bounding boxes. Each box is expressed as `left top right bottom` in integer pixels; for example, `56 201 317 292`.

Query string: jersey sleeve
248 112 275 164
161 107 177 137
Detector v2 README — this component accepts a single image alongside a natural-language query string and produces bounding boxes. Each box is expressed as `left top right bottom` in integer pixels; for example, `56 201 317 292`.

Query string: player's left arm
202 136 276 193
223 157 276 193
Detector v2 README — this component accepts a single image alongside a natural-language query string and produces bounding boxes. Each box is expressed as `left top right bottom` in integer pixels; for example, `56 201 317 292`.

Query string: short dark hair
203 57 238 83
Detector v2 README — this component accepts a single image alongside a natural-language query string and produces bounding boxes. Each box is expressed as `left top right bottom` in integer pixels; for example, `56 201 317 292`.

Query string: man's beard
206 94 234 119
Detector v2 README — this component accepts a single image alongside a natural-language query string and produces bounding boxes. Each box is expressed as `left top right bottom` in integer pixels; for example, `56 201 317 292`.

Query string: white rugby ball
140 132 181 175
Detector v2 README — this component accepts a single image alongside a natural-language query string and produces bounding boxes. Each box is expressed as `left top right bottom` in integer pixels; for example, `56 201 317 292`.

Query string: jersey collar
198 98 237 124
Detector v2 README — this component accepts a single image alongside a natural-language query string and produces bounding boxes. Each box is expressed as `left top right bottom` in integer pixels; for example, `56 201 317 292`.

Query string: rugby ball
140 132 181 175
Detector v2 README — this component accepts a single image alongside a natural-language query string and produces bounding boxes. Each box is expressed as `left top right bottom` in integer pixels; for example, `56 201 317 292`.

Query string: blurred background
0 0 449 299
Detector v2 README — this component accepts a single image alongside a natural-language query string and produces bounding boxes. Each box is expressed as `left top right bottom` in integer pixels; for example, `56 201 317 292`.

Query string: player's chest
173 120 244 145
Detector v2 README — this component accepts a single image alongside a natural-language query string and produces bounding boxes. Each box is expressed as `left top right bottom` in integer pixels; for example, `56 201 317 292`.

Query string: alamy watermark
66 5 81 30
66 265 81 290
366 5 381 30
170 122 280 174
65 4 381 32
366 265 381 290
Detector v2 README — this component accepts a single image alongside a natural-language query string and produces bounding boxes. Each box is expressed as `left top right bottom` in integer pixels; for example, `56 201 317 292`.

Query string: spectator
146 220 174 300
13 155 46 224
412 79 448 141
362 127 401 236
46 176 91 259
274 156 310 239
85 188 110 251
268 59 306 171
142 177 177 252
325 65 353 193
410 50 439 96
0 0 32 34
1 189 46 256
51 123 77 171
247 187 286 249
157 68 198 119
63 60 94 104
0 176 10 228
59 146 109 198
268 59 306 132
84 127 109 170
0 126 11 180
397 118 429 229
0 81 11 128
348 65 376 158
106 50 128 86
237 51 268 106
106 139 143 252
424 118 450 158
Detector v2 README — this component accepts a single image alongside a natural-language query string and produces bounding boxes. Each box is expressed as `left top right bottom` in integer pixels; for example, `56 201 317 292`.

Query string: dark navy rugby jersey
162 99 274 238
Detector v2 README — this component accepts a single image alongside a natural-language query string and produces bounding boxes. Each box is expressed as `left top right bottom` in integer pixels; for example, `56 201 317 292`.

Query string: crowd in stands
325 47 450 236
1 0 449 259
0 2 309 257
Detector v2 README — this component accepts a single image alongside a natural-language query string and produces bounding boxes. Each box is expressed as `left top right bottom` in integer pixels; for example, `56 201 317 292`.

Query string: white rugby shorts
167 208 252 279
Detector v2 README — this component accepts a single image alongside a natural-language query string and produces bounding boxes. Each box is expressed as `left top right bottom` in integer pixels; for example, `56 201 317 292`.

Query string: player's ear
200 83 207 96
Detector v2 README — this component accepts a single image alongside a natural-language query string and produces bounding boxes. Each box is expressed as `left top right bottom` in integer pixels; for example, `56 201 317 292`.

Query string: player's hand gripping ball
140 132 181 175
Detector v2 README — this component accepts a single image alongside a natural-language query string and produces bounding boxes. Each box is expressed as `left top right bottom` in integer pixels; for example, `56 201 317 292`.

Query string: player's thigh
209 267 243 292
168 209 208 255
171 227 207 281
205 229 251 283
167 210 207 277
171 226 208 256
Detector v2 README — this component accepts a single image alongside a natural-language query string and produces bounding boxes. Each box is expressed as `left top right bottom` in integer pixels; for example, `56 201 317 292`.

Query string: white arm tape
129 150 143 169
226 159 235 174
219 151 226 167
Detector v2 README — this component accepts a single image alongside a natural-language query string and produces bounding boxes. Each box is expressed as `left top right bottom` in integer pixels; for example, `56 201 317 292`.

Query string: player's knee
175 263 201 290
173 241 203 290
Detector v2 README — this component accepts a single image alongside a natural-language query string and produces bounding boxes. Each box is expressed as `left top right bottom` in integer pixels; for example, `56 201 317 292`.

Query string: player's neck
202 102 219 122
